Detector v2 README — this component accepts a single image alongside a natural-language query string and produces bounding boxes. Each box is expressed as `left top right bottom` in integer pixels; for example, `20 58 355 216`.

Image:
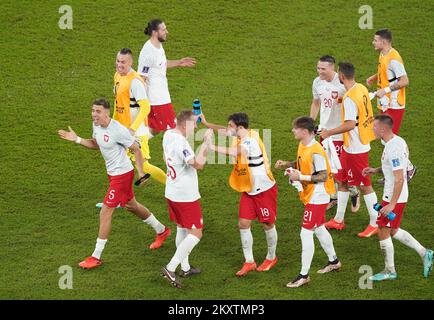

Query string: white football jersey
312 73 346 141
240 137 275 195
92 119 135 176
138 40 171 105
381 135 408 203
163 129 200 202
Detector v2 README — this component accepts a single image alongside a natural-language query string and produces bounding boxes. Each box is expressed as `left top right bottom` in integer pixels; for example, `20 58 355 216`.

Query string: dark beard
158 37 166 43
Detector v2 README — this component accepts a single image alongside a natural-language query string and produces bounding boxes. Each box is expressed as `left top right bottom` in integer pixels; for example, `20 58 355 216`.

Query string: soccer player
275 117 341 288
160 110 211 288
200 112 279 277
114 48 167 186
366 28 416 181
58 99 170 269
310 55 360 213
320 62 379 238
362 115 432 281
138 19 196 136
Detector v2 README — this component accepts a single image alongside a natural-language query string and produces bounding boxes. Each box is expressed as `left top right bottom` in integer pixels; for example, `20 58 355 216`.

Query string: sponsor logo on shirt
392 158 400 167
182 149 191 158
142 66 150 73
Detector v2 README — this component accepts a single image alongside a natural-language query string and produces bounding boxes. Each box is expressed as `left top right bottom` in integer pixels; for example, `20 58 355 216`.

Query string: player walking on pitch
275 117 341 288
201 112 279 277
58 99 170 269
366 28 416 182
320 62 379 238
113 48 167 186
138 19 196 136
160 110 212 288
362 115 432 281
310 55 360 213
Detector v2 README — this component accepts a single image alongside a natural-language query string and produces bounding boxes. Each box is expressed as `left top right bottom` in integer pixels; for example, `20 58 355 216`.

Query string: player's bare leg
125 198 170 249
237 218 257 276
257 222 278 272
357 185 379 238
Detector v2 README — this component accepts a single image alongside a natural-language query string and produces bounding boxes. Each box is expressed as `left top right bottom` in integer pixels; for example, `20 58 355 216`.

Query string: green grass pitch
0 0 433 299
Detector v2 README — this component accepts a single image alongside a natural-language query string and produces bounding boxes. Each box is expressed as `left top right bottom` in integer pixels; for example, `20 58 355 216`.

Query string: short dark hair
228 113 249 129
319 55 336 64
119 48 133 57
176 110 195 124
338 61 355 80
375 114 394 128
144 19 163 36
293 116 315 133
92 98 110 110
375 29 392 42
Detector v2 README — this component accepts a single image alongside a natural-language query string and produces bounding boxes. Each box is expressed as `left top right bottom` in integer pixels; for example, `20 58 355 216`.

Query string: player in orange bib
320 62 380 238
201 112 279 277
366 29 416 182
275 117 341 288
113 48 167 187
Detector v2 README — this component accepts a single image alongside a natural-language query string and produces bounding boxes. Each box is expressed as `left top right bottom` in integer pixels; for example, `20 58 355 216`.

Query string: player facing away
320 62 380 238
366 28 416 182
275 117 341 288
113 48 167 187
310 55 360 213
138 19 196 136
200 112 279 277
57 99 170 269
160 110 212 288
362 115 432 281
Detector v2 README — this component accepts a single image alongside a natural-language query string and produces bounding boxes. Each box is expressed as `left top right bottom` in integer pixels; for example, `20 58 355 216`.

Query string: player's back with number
163 129 199 202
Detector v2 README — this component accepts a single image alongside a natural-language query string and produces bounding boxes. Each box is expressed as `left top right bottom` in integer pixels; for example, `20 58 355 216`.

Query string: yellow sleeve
130 99 151 131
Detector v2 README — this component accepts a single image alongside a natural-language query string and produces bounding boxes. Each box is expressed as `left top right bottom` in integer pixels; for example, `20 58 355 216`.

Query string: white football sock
300 228 315 276
91 238 107 260
175 227 190 272
143 214 165 234
363 192 378 227
393 228 426 259
166 234 200 272
264 226 278 260
314 225 337 262
240 228 254 263
334 191 350 223
379 237 395 273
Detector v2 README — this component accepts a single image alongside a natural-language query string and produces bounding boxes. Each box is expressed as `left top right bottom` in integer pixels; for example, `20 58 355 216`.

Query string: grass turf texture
0 0 433 299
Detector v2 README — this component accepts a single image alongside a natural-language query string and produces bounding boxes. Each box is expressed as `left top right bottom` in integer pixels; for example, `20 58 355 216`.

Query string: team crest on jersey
104 134 109 143
331 91 338 99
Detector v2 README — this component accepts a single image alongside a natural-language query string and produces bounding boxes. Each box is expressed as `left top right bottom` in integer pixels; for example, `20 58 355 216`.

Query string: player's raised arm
58 126 99 149
199 112 229 136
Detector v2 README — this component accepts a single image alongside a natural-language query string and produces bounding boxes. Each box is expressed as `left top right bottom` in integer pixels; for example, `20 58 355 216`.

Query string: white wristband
299 174 312 182
75 136 82 144
384 86 391 94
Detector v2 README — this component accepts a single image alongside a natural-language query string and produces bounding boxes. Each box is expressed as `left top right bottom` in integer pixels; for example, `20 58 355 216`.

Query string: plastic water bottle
193 99 202 123
373 203 396 221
